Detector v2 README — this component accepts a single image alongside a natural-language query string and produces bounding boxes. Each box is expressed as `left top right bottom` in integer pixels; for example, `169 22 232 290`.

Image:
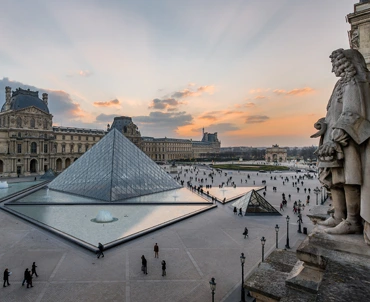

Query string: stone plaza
0 166 321 302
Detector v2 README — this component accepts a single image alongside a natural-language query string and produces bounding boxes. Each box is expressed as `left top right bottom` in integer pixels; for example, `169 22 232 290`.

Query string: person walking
97 242 104 259
280 203 284 211
238 208 243 216
154 243 159 258
161 260 166 276
243 227 249 239
141 255 148 275
22 268 29 286
233 207 237 215
31 262 38 277
26 269 33 288
3 268 10 287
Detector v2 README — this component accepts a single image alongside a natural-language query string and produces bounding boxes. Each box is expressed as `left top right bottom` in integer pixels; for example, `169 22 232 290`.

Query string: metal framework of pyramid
48 128 181 202
231 189 281 215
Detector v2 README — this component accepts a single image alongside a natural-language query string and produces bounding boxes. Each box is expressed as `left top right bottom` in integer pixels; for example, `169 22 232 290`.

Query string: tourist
97 242 104 259
22 268 29 286
154 243 159 258
161 260 166 276
31 262 38 277
26 269 33 288
263 191 266 197
243 227 249 239
280 203 284 211
238 208 243 216
141 255 148 275
3 268 10 287
233 207 237 215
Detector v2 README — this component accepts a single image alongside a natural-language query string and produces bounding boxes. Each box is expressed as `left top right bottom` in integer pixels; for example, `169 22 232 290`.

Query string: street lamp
275 224 279 248
285 215 291 249
261 237 266 262
240 253 246 302
209 277 216 302
313 187 321 206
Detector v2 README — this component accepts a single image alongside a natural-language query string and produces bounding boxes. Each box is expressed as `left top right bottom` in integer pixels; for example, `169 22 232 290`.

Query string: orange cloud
273 87 314 96
171 85 215 98
235 102 256 109
254 95 267 100
93 98 121 107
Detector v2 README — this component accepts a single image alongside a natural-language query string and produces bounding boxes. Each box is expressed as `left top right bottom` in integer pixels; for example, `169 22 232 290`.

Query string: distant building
0 87 221 177
0 87 105 176
265 144 287 163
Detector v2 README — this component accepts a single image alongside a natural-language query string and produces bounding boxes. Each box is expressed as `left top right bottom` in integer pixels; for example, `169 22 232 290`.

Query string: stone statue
311 48 370 244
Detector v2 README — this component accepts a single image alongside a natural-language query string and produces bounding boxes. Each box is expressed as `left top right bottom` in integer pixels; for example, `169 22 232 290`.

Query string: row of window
60 135 98 141
17 143 91 154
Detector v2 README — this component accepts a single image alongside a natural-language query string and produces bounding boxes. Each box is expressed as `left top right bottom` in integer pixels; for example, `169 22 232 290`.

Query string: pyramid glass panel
48 128 181 201
231 190 281 215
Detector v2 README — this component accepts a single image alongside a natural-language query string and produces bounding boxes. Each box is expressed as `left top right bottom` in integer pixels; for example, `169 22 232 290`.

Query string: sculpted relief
312 49 370 245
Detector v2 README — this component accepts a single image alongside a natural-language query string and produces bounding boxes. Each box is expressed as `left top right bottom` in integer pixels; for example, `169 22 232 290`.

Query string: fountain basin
91 210 118 223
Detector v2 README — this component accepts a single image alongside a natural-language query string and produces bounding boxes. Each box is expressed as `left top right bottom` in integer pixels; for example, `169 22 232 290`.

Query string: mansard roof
1 88 49 113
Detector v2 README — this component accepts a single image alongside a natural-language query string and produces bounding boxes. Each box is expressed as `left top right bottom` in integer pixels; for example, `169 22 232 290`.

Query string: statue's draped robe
319 76 370 223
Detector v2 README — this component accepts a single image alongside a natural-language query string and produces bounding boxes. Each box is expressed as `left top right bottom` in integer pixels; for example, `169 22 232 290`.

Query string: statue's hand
317 141 343 161
331 128 349 146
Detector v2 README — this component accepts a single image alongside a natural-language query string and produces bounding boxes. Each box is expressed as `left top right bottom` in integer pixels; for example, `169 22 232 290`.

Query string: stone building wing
48 128 181 201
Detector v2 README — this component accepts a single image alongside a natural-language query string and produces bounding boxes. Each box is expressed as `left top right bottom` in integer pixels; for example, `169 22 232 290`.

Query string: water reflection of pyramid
231 190 281 215
48 128 181 201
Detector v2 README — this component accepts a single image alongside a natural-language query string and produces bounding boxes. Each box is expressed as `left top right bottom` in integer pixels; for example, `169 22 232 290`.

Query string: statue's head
330 48 369 81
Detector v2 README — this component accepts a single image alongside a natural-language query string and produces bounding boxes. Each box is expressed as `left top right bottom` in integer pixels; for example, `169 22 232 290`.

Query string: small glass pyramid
231 190 281 215
48 128 181 201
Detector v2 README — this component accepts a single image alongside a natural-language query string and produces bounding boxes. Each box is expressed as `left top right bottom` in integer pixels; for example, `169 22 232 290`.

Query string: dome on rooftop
1 88 49 113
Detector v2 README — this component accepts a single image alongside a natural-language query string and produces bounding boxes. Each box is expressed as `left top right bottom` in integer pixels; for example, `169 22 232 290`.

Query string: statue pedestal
245 227 370 301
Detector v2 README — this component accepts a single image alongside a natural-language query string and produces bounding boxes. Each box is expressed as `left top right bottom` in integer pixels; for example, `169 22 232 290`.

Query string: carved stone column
347 1 370 69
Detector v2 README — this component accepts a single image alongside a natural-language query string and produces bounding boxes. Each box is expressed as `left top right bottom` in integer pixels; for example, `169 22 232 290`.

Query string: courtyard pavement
0 167 322 302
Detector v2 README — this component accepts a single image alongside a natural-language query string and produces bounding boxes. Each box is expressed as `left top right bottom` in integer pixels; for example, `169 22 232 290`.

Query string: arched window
56 158 62 171
30 118 35 128
16 117 22 128
30 159 37 173
31 142 37 154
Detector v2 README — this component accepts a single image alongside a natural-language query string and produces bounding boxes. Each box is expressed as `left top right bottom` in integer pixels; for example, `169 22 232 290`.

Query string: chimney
42 93 48 106
5 86 11 111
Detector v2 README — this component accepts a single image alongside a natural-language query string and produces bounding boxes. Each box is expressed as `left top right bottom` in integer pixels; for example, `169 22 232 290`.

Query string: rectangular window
86 136 88 141
79 136 81 140
44 144 48 153
71 135 73 140
93 137 96 141
62 135 65 140
17 144 22 153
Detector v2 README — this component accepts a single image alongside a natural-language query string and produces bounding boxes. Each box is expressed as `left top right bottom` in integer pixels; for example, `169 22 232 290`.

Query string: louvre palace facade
0 87 220 177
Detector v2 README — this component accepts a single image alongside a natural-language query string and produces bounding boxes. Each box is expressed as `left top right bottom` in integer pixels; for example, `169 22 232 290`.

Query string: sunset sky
0 0 358 147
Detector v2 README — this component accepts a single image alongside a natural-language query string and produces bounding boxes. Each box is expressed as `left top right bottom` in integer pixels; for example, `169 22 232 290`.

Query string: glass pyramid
48 128 181 202
231 190 281 215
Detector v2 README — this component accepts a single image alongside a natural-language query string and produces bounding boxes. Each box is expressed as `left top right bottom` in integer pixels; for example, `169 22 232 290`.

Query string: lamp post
285 215 291 249
240 253 246 302
313 187 321 206
209 277 216 302
261 236 266 262
275 224 279 248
